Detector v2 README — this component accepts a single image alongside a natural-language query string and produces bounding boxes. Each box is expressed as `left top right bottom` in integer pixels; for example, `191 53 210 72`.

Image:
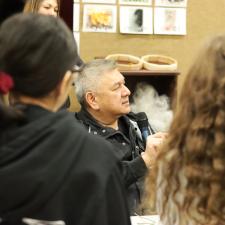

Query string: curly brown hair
146 34 225 225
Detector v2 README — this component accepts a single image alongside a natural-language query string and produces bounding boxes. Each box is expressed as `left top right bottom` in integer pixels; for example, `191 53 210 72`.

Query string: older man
74 59 165 214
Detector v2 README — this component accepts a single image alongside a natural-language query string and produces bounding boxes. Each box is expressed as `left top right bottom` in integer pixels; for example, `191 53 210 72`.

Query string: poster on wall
120 6 153 34
154 7 186 35
73 3 80 31
119 0 152 6
82 0 116 3
155 0 187 7
83 4 117 33
73 32 80 53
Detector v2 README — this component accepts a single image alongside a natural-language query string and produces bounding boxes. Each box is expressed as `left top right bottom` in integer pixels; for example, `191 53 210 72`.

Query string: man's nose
122 85 131 96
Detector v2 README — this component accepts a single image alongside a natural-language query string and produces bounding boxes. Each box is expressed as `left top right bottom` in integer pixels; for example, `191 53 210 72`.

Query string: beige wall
70 0 225 111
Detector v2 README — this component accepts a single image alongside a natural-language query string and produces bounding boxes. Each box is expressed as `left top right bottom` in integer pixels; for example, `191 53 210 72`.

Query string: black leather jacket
75 108 150 214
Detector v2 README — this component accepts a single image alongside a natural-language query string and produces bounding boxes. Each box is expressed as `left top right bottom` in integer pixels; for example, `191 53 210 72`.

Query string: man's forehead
102 69 124 82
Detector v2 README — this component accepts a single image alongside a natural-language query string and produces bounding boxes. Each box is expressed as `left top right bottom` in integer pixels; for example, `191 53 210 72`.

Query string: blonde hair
146 34 225 225
23 0 60 15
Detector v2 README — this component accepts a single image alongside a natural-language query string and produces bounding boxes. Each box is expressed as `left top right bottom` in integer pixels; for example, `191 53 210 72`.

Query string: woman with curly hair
147 34 225 225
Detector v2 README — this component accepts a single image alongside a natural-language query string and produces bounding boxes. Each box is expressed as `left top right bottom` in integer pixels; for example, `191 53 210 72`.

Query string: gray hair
75 59 117 106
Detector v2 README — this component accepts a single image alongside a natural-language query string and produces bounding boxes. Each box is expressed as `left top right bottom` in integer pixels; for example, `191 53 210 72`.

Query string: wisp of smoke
131 83 173 132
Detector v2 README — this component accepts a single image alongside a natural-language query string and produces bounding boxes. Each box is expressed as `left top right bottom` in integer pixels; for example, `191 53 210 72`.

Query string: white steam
131 83 173 132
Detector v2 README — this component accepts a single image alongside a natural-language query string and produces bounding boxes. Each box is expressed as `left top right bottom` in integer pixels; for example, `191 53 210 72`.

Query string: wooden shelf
120 70 179 100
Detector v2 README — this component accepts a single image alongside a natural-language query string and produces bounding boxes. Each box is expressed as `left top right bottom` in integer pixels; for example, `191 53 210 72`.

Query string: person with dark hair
0 14 131 225
145 34 225 225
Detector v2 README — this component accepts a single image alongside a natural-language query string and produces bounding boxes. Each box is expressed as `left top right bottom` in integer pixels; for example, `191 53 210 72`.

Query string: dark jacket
0 105 131 225
75 108 149 215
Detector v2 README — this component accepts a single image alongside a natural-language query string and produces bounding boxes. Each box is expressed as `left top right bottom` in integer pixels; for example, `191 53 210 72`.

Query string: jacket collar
75 107 131 137
76 107 106 129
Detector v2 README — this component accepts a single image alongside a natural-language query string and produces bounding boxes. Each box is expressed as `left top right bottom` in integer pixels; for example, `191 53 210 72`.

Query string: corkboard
69 0 225 111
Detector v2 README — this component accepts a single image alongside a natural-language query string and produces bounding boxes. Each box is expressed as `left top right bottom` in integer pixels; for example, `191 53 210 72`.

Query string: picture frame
82 0 116 4
119 0 152 6
83 4 117 33
155 0 187 8
120 6 153 34
154 7 186 35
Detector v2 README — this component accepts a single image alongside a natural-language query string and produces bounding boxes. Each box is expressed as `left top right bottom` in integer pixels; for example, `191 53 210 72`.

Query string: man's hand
141 132 167 168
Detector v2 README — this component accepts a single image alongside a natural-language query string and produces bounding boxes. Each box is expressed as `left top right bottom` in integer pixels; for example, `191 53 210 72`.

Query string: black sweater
0 105 131 225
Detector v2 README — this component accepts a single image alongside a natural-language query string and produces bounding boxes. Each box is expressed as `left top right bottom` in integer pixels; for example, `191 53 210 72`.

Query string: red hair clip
0 71 14 94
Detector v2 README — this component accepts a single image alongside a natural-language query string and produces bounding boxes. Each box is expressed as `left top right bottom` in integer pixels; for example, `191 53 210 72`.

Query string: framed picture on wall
119 0 152 6
82 0 116 3
154 7 186 35
120 6 153 34
83 4 117 33
73 3 80 31
155 0 187 7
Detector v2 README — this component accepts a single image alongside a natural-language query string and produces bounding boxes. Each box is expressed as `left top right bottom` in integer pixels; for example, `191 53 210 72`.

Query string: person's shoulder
54 110 79 126
51 111 119 164
81 129 118 163
68 121 120 180
45 111 119 177
74 111 82 122
74 108 93 124
57 111 118 162
50 110 84 129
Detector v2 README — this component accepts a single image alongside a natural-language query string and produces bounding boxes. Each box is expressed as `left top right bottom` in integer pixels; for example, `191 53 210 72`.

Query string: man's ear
85 92 100 110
